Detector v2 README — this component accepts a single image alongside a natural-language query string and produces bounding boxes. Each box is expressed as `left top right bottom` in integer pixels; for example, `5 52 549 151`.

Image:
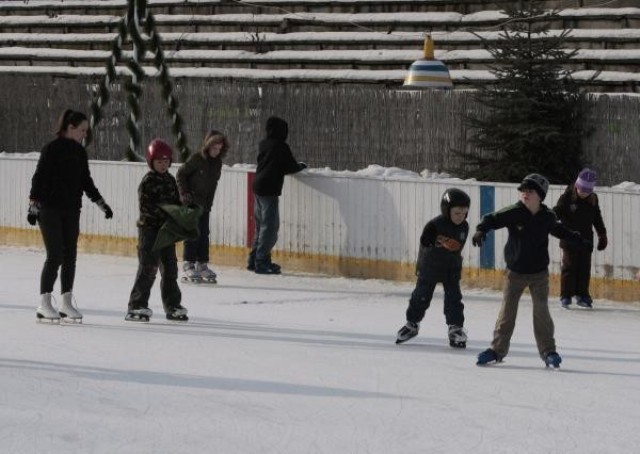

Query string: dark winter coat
476 201 582 274
252 117 304 197
137 170 181 229
416 214 469 280
553 185 606 249
30 137 104 210
176 150 222 212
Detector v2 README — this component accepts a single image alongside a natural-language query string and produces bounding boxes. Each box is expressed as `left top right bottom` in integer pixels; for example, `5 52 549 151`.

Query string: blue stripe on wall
479 186 495 269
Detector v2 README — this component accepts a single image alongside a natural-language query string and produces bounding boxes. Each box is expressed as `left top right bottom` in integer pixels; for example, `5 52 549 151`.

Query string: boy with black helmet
472 173 588 368
126 139 189 322
396 187 471 348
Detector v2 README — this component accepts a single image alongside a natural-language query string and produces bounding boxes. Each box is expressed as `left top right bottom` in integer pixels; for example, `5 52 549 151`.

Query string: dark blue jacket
477 201 581 274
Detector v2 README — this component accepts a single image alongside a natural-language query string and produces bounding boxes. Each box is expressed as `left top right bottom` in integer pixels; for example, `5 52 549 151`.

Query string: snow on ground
1 246 639 454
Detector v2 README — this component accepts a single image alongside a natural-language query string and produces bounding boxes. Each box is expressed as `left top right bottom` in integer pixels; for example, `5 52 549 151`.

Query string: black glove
27 200 40 226
298 162 308 170
96 198 113 219
597 234 607 251
472 231 486 247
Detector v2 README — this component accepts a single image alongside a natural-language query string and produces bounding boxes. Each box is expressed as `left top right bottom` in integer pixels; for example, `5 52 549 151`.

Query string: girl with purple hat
553 168 607 309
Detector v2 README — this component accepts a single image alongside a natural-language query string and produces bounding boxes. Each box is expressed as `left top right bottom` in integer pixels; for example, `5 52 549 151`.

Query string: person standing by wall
29 109 113 323
553 168 607 309
176 130 229 283
247 116 306 275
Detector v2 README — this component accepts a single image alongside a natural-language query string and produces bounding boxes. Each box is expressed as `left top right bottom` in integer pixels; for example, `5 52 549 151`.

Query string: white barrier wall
2 155 640 283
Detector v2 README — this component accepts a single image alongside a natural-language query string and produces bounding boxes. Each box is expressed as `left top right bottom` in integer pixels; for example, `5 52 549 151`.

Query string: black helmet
518 173 549 201
441 188 470 218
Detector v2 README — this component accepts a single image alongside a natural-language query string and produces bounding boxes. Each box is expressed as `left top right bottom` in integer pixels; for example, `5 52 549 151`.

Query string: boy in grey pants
472 174 587 368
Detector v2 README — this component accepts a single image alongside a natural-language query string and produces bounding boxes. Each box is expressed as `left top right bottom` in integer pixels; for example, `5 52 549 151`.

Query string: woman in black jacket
29 109 113 323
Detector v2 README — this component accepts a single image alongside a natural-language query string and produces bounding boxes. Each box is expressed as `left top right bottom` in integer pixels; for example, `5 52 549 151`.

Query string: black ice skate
448 325 468 348
396 321 419 344
125 308 153 322
576 296 593 309
166 305 189 322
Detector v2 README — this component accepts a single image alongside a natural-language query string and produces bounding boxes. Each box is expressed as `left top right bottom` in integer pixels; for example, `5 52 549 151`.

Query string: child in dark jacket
396 188 470 348
126 139 188 322
247 116 306 275
473 174 587 368
176 130 229 283
553 168 607 309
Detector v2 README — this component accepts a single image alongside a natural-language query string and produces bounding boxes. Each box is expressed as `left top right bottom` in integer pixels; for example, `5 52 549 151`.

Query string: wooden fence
0 74 639 185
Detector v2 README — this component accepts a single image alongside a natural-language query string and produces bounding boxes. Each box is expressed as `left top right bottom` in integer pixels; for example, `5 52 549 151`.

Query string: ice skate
476 348 502 366
59 292 83 323
166 305 189 322
395 321 419 344
36 293 60 324
181 261 202 283
560 297 572 309
448 325 468 348
576 296 593 309
195 262 217 283
544 352 562 369
125 307 152 322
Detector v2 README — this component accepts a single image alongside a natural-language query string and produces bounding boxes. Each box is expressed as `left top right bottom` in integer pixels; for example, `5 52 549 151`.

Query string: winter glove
27 200 40 226
96 198 113 219
597 234 608 251
471 230 486 247
298 162 308 170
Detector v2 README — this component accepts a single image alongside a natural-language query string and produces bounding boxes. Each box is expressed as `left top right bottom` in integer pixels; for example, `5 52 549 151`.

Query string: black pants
38 207 80 294
128 227 181 313
560 247 593 299
183 210 210 263
406 271 464 327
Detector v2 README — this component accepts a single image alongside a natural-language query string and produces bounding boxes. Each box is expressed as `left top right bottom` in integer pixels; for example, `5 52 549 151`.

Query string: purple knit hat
575 168 597 194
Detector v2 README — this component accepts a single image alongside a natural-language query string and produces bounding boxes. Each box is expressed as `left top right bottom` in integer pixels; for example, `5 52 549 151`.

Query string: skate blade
181 277 203 284
36 316 61 324
449 341 467 349
61 317 83 324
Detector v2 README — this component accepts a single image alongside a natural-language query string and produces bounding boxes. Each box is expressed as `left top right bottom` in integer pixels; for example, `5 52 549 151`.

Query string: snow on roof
2 46 639 64
2 28 640 45
1 8 639 27
0 64 638 84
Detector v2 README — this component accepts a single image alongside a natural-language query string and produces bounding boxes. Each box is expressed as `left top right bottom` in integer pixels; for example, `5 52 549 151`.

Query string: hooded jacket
252 117 304 197
30 137 104 210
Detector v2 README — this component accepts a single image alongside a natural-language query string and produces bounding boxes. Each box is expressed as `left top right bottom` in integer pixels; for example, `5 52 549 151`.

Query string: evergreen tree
460 0 588 184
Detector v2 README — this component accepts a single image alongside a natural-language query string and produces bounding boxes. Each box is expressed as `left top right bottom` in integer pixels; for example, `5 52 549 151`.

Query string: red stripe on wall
246 172 255 247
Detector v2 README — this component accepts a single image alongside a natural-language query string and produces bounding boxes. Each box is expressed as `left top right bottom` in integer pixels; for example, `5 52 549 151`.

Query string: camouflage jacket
137 171 181 229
